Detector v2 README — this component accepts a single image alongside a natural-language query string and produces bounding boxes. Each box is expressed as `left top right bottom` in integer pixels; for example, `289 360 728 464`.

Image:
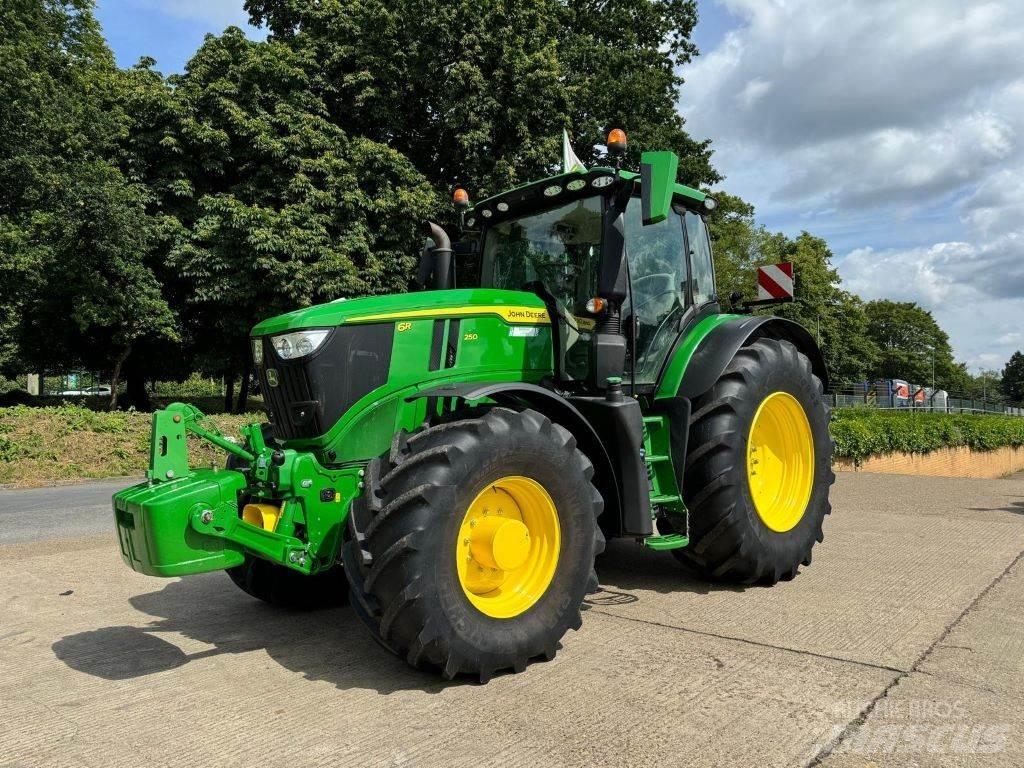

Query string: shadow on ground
51 573 471 694
593 539 752 597
968 497 1024 514
52 540 749 690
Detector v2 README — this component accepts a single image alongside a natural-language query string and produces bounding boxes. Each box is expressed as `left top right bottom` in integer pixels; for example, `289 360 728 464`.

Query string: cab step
643 534 690 551
641 415 685 513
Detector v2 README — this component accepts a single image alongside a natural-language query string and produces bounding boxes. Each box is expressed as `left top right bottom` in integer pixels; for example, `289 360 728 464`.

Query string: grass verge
3 405 1023 488
0 405 263 487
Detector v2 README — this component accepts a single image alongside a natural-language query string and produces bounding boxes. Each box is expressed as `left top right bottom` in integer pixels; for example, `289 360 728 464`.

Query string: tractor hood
251 288 550 337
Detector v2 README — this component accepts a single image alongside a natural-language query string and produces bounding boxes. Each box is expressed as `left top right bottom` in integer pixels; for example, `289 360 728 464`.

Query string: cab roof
466 166 707 229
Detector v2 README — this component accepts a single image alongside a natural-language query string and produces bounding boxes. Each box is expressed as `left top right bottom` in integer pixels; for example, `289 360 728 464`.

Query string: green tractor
113 130 833 681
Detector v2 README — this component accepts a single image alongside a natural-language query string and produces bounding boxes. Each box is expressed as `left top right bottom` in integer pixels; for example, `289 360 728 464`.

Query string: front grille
256 324 394 441
259 347 320 439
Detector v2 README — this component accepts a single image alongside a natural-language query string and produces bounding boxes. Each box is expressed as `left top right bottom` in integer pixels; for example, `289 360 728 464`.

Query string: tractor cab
442 135 720 398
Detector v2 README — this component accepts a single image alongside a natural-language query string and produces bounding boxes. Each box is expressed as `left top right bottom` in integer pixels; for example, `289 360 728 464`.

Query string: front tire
344 407 604 681
672 337 834 584
227 556 348 609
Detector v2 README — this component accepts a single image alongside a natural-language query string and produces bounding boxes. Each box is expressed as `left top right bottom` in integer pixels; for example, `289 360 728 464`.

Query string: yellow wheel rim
747 391 815 533
456 476 560 619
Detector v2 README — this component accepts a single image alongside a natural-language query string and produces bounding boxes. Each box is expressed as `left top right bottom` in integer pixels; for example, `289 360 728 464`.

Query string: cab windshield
482 197 603 381
483 197 602 315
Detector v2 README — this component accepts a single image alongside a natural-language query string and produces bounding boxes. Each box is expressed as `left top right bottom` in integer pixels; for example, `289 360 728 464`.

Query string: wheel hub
469 516 531 571
747 391 815 533
457 476 560 619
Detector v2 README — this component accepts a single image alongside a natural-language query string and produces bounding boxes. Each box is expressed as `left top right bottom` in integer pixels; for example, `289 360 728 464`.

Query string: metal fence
828 382 1024 417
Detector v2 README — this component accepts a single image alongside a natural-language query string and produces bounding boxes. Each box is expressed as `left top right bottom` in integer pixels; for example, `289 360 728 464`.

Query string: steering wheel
631 273 678 325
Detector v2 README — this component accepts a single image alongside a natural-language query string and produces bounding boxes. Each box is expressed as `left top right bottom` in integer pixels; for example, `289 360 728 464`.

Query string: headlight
252 339 263 366
271 329 330 360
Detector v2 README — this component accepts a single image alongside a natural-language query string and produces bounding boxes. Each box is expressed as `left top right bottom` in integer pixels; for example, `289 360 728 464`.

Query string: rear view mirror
640 151 679 226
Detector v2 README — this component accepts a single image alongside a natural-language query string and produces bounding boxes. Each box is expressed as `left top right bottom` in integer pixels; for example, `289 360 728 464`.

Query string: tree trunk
126 371 152 411
109 345 132 411
223 370 236 414
234 357 253 414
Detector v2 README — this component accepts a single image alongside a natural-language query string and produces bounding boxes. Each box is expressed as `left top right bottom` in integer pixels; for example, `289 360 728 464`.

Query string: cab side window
684 211 716 306
623 199 688 384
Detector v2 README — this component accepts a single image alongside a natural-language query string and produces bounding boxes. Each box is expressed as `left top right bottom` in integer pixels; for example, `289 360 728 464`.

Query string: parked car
57 385 112 397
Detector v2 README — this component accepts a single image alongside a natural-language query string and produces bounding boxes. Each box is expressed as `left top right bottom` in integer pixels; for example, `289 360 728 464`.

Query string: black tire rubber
343 407 605 682
670 336 834 585
226 556 349 610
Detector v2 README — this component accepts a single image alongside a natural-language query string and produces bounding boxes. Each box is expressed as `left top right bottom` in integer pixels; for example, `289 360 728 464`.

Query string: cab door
622 199 690 386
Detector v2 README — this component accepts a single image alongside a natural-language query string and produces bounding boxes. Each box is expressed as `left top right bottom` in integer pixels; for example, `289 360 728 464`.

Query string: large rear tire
671 337 833 584
344 407 604 682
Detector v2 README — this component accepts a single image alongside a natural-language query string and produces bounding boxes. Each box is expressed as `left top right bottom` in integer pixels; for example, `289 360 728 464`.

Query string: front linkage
114 403 361 579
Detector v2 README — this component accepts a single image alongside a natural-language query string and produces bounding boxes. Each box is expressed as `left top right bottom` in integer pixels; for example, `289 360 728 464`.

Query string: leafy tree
557 0 715 186
972 369 1003 402
1 0 177 409
1000 352 1024 403
164 29 437 409
109 58 197 407
705 191 757 304
0 0 126 375
862 300 961 389
759 232 878 385
19 162 176 408
706 201 879 385
243 0 718 197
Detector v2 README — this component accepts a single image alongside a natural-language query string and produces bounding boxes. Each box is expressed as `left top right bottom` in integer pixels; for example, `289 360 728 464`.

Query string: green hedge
831 408 1024 461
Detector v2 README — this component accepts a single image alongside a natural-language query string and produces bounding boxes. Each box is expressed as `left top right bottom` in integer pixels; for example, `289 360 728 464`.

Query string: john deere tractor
113 130 833 682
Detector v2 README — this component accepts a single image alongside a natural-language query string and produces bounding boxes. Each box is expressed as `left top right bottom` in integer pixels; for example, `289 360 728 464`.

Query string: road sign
757 262 795 301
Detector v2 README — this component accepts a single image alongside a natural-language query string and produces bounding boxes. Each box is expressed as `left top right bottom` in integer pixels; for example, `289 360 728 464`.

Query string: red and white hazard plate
757 262 794 301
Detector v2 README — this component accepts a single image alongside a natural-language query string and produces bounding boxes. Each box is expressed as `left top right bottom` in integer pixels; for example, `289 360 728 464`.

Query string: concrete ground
1 473 1022 767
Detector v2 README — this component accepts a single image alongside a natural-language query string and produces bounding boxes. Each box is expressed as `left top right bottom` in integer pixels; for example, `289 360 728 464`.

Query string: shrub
831 409 1024 461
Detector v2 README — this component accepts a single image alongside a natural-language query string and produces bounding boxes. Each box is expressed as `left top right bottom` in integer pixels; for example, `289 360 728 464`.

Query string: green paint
115 469 248 577
655 313 739 400
251 288 548 336
639 151 679 225
470 165 706 214
642 414 684 515
147 402 254 483
643 534 690 551
114 289 558 577
115 419 366 577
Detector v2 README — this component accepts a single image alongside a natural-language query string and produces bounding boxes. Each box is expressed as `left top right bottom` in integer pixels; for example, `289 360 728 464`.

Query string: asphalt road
0 477 139 545
1 472 1023 767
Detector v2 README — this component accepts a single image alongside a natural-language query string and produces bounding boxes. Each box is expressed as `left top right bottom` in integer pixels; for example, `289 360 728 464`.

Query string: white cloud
687 1 1024 151
684 0 1024 368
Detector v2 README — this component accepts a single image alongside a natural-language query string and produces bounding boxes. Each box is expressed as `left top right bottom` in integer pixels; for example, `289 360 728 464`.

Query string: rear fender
656 315 828 401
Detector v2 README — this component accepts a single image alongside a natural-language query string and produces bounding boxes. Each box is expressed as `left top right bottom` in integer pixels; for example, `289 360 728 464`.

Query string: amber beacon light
607 128 627 155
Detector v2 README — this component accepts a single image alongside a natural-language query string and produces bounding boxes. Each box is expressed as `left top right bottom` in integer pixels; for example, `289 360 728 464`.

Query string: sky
681 0 1024 373
94 0 1023 372
95 0 262 73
